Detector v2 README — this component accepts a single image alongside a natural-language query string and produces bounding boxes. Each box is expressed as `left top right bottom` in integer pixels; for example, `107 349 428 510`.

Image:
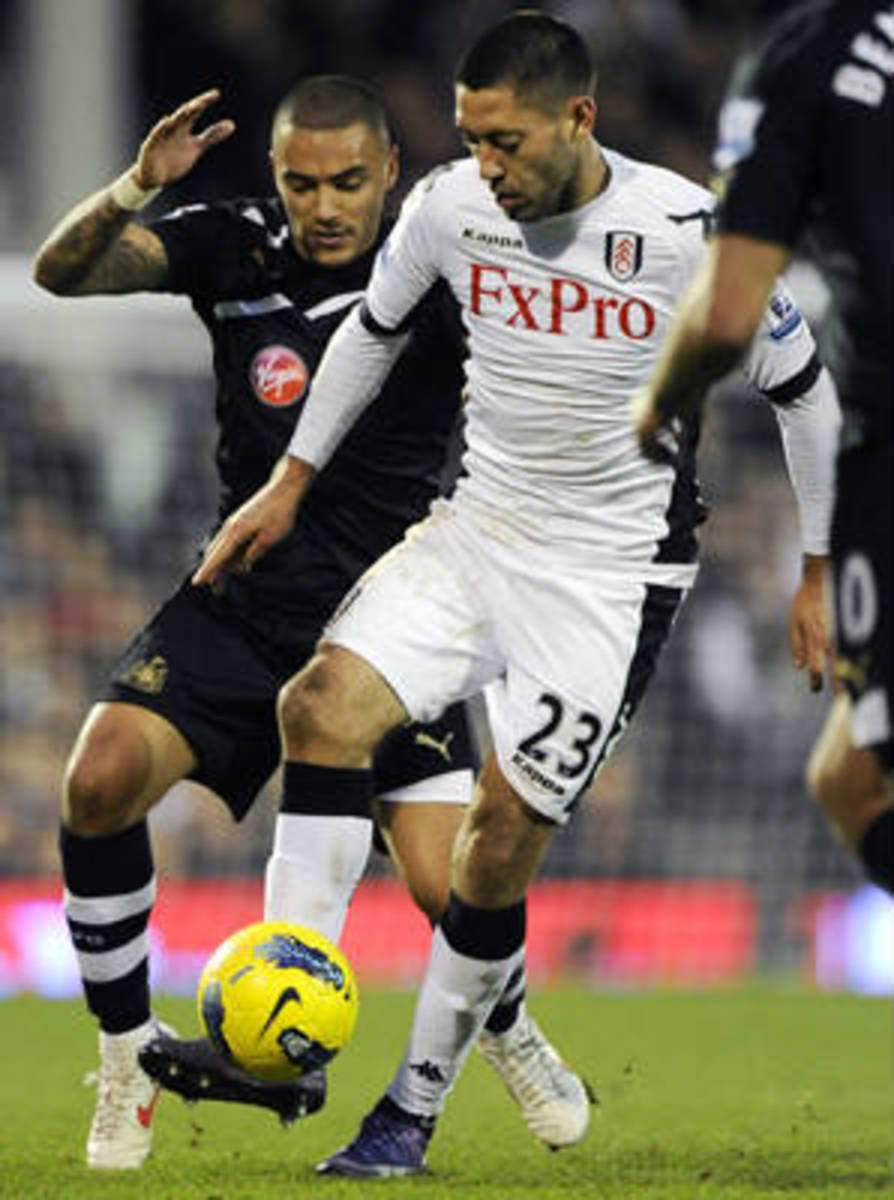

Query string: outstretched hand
631 388 679 466
192 457 314 588
790 555 832 692
134 89 235 190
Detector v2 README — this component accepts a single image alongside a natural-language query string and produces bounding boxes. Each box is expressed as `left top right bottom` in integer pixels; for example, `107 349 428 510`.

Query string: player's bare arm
790 553 832 693
635 232 833 689
33 88 235 296
193 455 316 587
633 235 791 457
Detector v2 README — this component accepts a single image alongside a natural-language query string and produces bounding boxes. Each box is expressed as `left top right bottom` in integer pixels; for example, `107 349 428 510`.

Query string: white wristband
110 170 162 212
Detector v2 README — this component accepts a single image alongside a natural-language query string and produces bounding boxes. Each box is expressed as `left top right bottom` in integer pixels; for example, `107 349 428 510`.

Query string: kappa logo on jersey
469 263 656 341
249 345 309 408
604 231 644 282
462 225 524 250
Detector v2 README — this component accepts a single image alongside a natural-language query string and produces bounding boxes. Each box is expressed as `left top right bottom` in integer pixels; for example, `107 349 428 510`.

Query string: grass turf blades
0 984 889 1199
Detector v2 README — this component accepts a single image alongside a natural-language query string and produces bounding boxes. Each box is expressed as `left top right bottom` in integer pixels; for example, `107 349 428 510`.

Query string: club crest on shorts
249 345 309 407
120 655 168 695
604 231 644 282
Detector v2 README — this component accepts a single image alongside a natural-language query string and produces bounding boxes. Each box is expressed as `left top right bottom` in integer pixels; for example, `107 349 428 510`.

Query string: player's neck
565 139 610 214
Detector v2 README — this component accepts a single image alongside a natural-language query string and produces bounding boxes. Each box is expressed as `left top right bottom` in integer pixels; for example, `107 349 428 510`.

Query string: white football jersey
365 149 816 580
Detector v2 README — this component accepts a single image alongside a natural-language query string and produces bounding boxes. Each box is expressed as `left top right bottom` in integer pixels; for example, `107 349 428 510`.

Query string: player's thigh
371 701 477 920
373 700 478 798
451 755 558 907
373 800 465 924
63 700 196 830
99 579 298 820
488 580 684 824
322 506 500 723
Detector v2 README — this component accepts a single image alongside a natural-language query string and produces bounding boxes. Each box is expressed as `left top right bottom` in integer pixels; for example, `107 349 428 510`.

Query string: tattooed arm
33 88 235 296
32 198 170 296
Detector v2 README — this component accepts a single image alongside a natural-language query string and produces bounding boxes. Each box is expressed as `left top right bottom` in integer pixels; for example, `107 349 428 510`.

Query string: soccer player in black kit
33 79 587 1171
635 1 893 893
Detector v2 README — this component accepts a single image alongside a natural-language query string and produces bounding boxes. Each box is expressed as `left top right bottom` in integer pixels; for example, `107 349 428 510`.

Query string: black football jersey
151 198 466 625
713 0 893 442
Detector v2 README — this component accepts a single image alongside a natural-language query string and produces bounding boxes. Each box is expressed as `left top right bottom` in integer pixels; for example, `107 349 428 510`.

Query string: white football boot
86 1018 169 1169
478 1008 593 1149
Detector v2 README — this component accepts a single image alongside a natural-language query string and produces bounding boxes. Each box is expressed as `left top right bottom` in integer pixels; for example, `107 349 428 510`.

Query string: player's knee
62 737 150 836
806 735 863 817
277 664 343 751
806 733 889 851
277 650 396 762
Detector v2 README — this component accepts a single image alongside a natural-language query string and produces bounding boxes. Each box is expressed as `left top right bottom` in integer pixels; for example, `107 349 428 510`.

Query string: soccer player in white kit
195 12 839 1177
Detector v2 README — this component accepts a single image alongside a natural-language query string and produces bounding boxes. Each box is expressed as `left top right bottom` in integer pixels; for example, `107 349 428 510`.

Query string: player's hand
132 89 235 190
631 388 678 466
790 554 831 692
192 457 315 587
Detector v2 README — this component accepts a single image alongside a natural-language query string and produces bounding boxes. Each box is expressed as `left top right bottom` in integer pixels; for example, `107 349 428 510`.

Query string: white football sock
264 813 372 943
387 926 524 1118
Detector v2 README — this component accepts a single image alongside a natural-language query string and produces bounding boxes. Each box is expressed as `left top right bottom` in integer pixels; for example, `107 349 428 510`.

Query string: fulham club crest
605 231 644 282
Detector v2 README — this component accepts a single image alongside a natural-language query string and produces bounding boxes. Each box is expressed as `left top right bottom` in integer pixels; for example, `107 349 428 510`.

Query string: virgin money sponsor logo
469 263 656 341
249 345 309 407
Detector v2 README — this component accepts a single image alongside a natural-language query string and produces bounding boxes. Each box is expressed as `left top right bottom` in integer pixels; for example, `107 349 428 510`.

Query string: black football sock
858 808 894 894
60 821 155 1034
484 953 527 1034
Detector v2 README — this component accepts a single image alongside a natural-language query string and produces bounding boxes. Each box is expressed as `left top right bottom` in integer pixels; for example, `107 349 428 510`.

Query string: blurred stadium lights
813 885 894 997
1 879 891 998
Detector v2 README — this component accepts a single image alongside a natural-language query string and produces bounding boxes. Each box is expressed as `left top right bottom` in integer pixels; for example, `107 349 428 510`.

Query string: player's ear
384 143 400 192
569 95 596 139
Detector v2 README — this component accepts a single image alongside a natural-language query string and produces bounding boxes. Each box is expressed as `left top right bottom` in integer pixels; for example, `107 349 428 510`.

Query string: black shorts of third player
831 439 893 771
101 578 477 819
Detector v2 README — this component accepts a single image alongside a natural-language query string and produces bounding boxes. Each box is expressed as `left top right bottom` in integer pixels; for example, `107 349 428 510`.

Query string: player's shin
264 761 374 942
61 820 168 1168
484 950 527 1033
388 892 526 1118
60 821 155 1032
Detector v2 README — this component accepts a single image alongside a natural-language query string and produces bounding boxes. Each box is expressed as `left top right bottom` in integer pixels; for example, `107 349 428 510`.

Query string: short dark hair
272 75 393 144
456 11 596 112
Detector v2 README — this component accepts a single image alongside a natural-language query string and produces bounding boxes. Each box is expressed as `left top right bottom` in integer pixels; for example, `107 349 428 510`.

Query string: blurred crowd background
0 1 870 976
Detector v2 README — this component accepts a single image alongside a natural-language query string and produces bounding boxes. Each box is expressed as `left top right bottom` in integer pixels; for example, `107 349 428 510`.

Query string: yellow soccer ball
197 921 359 1082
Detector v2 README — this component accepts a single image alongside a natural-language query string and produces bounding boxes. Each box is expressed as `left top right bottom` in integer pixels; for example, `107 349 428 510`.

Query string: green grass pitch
0 985 890 1199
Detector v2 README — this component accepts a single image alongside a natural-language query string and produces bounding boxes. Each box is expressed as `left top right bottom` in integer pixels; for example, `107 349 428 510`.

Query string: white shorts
376 769 473 806
325 500 687 823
